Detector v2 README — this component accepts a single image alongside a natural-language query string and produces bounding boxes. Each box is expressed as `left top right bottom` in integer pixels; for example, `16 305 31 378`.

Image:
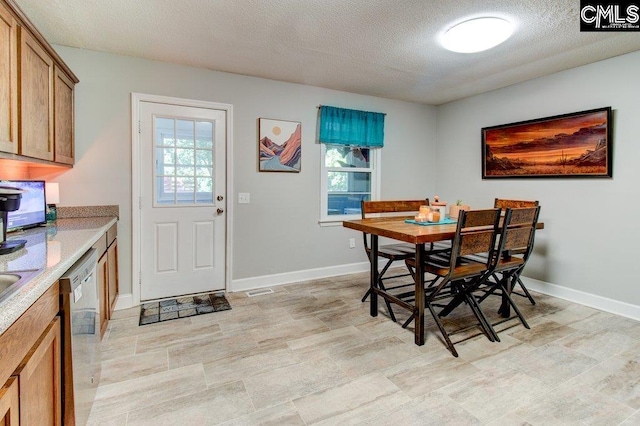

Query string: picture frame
482 107 612 179
258 118 301 172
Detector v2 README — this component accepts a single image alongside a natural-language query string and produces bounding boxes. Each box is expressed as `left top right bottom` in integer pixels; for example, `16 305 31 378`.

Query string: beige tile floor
88 270 640 425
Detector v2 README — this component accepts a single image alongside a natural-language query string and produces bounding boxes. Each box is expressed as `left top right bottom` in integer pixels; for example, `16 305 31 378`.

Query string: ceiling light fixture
441 17 513 53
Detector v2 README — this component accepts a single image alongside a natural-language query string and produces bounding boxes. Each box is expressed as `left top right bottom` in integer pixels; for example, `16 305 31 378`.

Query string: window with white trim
320 144 380 222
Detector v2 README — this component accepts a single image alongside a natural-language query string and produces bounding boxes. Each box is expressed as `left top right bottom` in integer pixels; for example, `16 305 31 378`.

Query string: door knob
217 195 224 201
216 208 224 215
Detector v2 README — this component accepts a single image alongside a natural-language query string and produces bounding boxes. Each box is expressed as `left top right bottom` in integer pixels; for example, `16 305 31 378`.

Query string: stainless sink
0 270 41 303
0 274 21 292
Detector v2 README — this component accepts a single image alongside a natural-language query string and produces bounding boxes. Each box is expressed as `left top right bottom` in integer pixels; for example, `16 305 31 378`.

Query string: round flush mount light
441 17 513 53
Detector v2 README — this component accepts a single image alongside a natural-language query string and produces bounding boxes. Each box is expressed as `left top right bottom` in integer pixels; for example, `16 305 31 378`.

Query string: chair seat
428 261 487 281
494 255 525 272
406 255 487 281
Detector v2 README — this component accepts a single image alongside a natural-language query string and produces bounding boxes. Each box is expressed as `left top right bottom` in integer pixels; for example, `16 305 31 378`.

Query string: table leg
370 235 378 317
414 243 425 345
499 273 515 318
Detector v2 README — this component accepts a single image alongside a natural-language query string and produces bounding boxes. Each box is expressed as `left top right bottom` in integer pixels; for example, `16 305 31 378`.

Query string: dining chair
494 198 539 305
473 206 541 333
404 208 502 357
360 199 430 322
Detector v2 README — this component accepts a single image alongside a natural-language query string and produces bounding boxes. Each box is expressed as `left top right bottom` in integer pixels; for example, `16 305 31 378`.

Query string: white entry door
139 101 226 301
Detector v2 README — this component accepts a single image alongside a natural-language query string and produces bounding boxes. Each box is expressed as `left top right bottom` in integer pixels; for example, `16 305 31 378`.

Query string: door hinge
138 121 141 134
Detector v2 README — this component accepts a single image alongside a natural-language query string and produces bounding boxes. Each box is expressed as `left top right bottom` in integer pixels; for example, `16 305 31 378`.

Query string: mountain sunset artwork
259 118 301 172
482 107 612 178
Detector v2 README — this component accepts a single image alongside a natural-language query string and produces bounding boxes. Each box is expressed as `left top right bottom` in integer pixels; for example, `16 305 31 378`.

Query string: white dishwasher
60 248 101 425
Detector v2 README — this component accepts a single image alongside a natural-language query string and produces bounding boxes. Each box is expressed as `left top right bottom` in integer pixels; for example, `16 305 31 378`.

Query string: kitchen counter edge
0 216 117 335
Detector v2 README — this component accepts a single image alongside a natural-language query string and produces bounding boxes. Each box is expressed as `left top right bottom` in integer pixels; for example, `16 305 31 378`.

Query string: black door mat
139 292 231 326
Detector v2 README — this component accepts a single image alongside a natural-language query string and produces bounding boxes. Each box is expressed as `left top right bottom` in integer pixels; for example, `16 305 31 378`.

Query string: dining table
342 215 543 346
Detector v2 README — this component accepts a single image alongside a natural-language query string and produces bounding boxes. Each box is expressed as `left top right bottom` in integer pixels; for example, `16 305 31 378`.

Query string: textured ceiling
14 0 640 105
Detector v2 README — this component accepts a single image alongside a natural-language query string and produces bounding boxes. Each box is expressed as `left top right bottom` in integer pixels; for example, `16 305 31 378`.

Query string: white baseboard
113 293 134 311
115 268 640 322
229 261 372 292
521 276 640 321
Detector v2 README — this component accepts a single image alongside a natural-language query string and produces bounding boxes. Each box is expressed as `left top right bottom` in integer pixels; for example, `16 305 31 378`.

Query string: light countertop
0 216 117 335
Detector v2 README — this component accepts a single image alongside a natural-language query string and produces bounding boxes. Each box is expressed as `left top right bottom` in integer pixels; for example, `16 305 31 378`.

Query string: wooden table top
343 216 544 245
343 216 457 244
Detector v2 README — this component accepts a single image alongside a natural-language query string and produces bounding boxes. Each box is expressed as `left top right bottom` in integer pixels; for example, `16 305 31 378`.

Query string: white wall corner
114 293 134 311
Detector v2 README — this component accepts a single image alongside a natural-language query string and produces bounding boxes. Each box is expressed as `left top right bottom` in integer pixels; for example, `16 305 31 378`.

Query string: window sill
320 218 362 227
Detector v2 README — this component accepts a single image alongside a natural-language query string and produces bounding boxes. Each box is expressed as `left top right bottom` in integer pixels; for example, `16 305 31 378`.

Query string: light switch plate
238 193 250 204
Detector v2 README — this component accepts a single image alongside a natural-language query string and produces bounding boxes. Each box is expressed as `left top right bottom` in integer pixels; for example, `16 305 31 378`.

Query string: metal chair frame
494 198 540 305
360 199 430 322
474 206 541 333
403 209 502 357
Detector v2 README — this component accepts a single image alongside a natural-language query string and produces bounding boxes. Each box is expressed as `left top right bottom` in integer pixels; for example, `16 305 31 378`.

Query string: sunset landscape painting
482 107 612 178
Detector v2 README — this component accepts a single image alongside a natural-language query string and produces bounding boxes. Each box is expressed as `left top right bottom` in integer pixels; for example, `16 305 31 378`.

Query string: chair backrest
499 206 541 262
449 208 501 272
361 199 429 250
361 199 429 218
494 198 539 210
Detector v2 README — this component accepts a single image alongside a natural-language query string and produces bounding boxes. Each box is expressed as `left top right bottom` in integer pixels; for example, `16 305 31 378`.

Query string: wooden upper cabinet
0 1 17 154
19 26 54 161
54 66 74 164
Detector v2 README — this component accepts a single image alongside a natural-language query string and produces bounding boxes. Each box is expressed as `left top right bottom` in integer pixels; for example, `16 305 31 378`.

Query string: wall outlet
349 237 355 249
238 193 250 204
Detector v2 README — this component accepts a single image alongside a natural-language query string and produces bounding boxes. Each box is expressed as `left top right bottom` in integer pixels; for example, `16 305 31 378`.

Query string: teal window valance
318 105 385 148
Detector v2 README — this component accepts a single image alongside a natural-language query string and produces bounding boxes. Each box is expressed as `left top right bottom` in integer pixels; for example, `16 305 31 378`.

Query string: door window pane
196 122 213 149
176 120 194 147
154 117 215 206
156 117 175 147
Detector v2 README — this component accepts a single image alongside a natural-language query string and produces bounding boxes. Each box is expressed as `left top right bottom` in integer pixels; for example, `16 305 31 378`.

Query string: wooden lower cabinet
0 283 60 426
14 317 61 426
0 376 19 426
97 252 108 338
107 238 118 317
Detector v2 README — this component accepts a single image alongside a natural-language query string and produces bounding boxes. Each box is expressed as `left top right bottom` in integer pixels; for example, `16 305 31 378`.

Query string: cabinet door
53 66 74 164
19 27 53 161
15 318 61 426
0 2 17 154
107 239 119 317
0 376 19 426
97 253 108 337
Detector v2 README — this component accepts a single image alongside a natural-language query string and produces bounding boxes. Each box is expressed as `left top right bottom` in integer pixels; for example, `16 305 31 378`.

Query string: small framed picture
258 118 301 172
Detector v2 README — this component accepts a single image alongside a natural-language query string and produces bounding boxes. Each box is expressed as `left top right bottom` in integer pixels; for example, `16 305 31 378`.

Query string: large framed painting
482 107 612 179
258 118 301 172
